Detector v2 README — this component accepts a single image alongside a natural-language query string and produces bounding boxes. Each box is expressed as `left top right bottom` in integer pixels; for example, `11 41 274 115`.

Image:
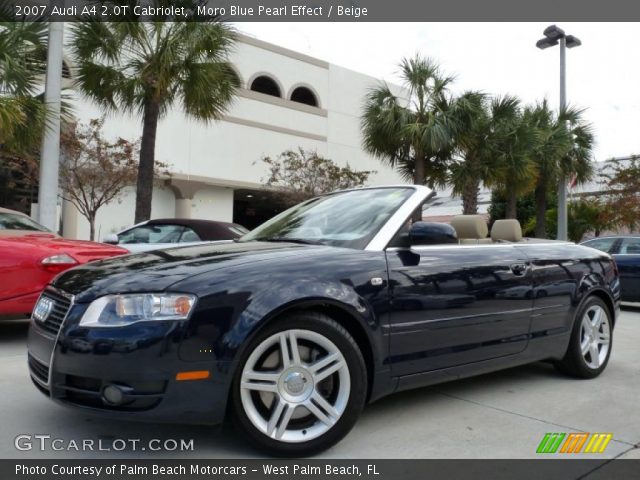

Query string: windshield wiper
256 237 325 245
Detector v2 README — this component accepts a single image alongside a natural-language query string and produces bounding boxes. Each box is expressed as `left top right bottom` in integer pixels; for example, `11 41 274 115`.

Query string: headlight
79 293 196 327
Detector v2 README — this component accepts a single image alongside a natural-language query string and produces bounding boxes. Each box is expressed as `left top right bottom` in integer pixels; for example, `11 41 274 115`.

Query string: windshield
0 212 50 232
240 187 414 249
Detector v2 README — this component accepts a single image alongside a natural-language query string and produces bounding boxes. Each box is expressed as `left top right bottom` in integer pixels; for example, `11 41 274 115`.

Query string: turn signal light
174 296 193 316
176 370 210 381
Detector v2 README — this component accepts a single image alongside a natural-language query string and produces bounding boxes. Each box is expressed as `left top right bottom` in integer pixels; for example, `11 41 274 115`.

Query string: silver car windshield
240 187 414 249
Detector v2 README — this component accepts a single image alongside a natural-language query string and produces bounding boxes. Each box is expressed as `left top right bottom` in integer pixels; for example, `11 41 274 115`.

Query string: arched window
290 86 318 107
249 75 281 97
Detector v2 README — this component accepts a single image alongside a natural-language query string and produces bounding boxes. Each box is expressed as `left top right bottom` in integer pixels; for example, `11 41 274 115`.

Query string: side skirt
393 332 571 394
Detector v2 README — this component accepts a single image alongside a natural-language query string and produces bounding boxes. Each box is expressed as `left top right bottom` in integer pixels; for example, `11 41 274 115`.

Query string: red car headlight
40 254 78 272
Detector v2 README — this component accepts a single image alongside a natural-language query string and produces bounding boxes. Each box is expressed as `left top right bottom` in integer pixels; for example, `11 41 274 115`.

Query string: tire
555 296 613 379
231 312 367 456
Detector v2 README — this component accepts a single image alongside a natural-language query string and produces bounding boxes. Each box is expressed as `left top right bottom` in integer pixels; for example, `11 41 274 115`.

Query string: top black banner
6 0 640 22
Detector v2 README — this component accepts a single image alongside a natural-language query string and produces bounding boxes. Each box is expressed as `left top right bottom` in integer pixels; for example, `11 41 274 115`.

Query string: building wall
191 187 235 222
59 34 406 240
62 186 175 240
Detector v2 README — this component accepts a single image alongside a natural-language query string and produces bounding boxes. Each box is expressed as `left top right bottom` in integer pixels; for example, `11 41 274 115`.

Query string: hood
0 233 127 262
52 241 321 302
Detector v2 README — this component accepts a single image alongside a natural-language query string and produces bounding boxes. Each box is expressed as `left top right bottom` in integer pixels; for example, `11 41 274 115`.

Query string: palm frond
70 16 238 122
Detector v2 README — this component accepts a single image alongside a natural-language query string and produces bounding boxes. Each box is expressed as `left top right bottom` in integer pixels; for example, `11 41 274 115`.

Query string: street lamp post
536 25 581 241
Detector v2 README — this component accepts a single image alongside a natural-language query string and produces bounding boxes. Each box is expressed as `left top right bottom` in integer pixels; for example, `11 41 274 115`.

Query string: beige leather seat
490 219 523 242
450 215 492 244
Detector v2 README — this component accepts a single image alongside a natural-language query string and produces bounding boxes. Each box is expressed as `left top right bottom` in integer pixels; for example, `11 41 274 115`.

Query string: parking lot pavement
1 308 638 460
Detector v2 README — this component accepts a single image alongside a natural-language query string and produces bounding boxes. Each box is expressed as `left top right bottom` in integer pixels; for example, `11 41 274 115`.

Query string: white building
59 33 406 240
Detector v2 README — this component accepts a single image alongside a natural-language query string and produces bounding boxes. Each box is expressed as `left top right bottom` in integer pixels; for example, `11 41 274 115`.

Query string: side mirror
103 234 119 245
409 222 458 246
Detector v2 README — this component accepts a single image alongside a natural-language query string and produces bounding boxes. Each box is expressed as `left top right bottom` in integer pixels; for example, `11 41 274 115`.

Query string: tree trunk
412 156 426 222
534 182 547 238
88 213 95 241
505 189 517 219
413 156 426 186
462 179 479 215
134 99 160 223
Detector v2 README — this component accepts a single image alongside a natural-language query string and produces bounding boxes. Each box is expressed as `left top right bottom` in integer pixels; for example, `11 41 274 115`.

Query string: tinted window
119 224 186 244
0 212 49 232
619 237 640 255
583 238 616 253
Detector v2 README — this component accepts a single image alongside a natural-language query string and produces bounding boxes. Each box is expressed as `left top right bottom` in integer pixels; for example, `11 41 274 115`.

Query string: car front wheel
231 312 367 456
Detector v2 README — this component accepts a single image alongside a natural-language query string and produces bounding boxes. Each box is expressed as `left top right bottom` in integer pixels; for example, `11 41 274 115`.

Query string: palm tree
70 18 239 222
448 91 500 214
526 101 594 237
361 55 457 194
490 96 536 219
0 17 49 153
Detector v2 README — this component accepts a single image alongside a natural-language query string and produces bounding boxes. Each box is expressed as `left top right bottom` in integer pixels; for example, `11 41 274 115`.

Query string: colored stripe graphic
560 433 589 453
537 433 613 454
584 433 613 454
537 433 566 453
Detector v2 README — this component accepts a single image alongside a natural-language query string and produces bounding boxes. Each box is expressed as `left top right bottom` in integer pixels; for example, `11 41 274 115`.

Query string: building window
290 86 318 107
249 75 281 97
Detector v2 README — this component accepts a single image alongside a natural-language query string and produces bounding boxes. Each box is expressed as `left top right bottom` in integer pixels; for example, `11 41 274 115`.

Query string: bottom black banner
4 459 640 480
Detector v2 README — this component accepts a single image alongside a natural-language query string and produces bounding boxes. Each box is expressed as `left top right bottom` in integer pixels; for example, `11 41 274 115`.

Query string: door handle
510 263 528 276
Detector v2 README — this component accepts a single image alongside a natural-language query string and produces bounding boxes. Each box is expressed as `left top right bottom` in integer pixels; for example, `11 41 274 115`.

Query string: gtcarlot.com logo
14 434 195 452
536 432 613 454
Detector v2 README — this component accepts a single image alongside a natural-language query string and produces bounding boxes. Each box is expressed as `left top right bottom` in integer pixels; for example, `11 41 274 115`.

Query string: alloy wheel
579 305 610 369
239 329 350 443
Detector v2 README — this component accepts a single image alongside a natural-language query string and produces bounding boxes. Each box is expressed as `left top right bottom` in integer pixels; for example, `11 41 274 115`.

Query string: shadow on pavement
621 302 640 313
0 318 30 342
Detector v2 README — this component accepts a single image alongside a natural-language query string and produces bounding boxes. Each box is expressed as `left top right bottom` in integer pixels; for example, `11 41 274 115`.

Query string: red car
0 207 128 319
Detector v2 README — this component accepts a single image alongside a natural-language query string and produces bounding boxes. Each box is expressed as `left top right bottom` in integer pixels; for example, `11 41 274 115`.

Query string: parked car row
0 207 248 318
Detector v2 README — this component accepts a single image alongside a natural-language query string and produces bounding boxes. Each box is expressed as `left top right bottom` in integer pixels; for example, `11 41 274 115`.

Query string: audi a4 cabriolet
27 186 620 455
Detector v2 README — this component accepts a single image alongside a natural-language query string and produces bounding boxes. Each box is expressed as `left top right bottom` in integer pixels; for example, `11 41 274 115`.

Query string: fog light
102 385 125 405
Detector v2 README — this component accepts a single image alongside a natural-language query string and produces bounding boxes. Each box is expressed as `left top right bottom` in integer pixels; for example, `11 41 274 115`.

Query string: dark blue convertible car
27 186 620 455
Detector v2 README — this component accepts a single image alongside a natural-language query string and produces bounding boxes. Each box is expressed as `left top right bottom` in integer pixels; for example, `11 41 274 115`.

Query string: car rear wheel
231 312 367 456
555 296 613 378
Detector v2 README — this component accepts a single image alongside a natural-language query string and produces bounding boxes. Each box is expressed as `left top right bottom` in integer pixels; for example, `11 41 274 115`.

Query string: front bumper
27 290 233 425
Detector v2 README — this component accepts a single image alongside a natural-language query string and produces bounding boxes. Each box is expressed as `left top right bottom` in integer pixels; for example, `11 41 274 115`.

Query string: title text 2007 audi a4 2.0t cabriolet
27 186 620 455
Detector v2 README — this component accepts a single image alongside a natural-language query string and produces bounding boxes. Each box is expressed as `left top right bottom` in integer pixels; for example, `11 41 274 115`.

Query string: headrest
410 222 458 245
450 215 488 239
491 219 523 242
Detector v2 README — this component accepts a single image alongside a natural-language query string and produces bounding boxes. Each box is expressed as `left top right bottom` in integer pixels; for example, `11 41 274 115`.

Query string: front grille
35 289 72 336
28 354 49 384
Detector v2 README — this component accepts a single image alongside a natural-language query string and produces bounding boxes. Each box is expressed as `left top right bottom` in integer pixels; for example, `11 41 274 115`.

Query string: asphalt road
1 307 639 460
